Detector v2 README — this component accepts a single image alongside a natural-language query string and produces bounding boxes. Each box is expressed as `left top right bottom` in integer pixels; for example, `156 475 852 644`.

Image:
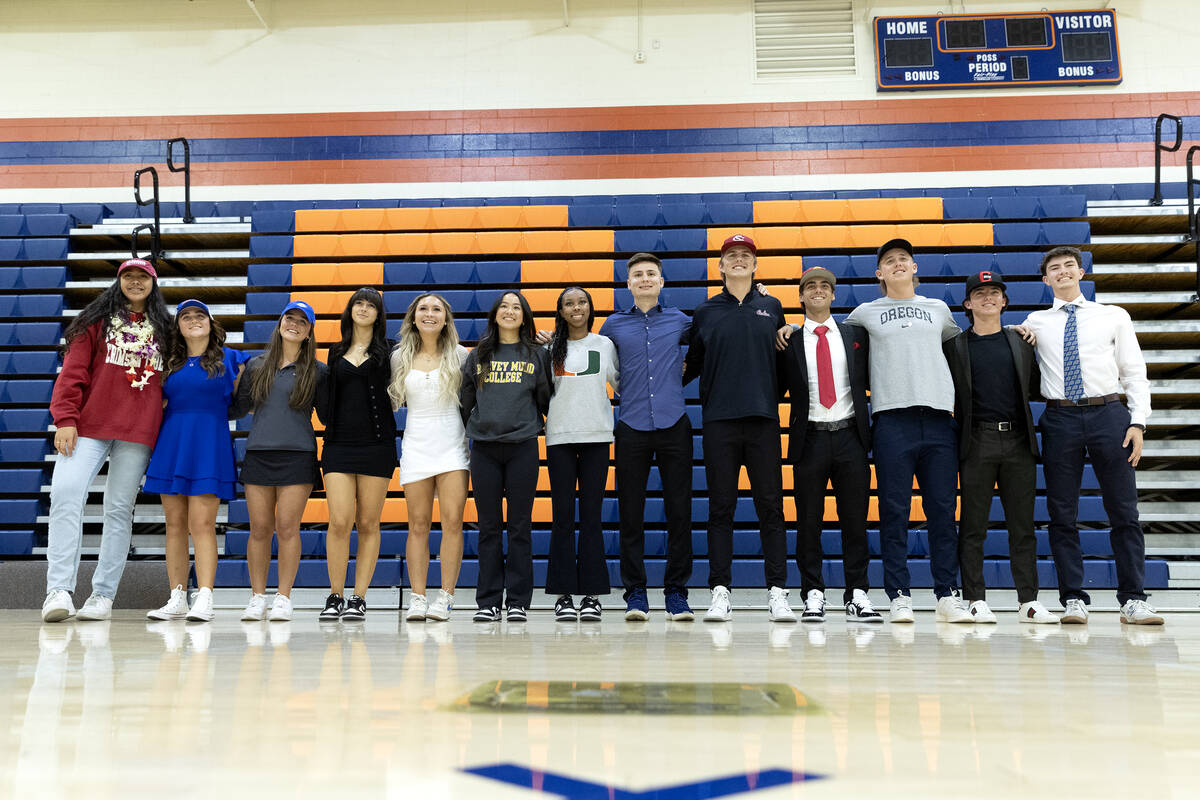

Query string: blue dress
145 347 251 500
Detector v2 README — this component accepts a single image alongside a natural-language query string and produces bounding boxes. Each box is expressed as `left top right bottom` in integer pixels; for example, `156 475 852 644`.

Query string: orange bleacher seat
848 224 901 247
799 226 852 249
566 230 615 252
851 197 943 221
521 259 614 283
293 210 343 232
337 209 389 232
384 208 435 230
520 206 570 228
429 207 480 230
708 283 799 308
334 234 386 257
428 232 477 255
707 256 803 281
314 320 340 342
383 233 433 256
292 262 384 286
291 291 352 314
941 223 993 246
293 234 339 258
897 224 947 247
519 231 568 253
475 231 523 254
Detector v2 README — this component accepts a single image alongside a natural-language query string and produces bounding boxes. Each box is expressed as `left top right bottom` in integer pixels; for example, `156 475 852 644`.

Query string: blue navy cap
175 299 210 316
281 300 316 326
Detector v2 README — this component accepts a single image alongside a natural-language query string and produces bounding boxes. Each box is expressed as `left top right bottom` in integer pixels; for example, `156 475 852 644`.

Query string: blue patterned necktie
1062 304 1083 401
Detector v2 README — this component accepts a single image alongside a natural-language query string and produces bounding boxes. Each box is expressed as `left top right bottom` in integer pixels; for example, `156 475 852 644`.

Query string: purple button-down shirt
599 304 690 432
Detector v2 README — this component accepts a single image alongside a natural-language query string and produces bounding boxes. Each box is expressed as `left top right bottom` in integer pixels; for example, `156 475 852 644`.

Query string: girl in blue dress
145 300 249 621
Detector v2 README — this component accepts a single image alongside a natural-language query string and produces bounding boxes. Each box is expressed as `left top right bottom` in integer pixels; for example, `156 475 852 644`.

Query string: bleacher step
1149 380 1200 394
1097 291 1200 305
1090 234 1190 245
1138 502 1200 523
64 303 246 317
66 277 249 289
1142 441 1200 458
1137 470 1200 489
36 506 228 525
1141 352 1200 367
66 249 249 261
72 221 250 235
1146 532 1200 556
1093 263 1196 275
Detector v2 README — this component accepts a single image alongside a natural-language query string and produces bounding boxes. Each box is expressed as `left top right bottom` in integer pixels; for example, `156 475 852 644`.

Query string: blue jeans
872 408 960 599
1040 401 1146 605
46 437 151 599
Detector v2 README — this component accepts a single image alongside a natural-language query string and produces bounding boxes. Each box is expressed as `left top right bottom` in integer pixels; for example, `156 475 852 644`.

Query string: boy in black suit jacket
780 266 881 622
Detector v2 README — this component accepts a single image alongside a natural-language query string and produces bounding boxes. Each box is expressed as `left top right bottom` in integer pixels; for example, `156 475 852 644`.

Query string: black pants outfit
470 438 539 610
958 425 1039 604
792 424 871 603
545 442 612 596
702 417 788 590
614 416 693 596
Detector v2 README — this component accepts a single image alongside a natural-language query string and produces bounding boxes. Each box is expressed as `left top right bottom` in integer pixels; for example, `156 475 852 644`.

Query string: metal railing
1152 113 1183 207
132 166 161 263
1188 145 1200 301
167 137 195 224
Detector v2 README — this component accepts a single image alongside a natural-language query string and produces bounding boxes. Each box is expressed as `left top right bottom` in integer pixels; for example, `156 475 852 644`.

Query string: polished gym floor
2 608 1197 799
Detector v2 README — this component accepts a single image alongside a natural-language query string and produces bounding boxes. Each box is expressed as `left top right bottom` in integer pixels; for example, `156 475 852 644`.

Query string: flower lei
108 313 160 391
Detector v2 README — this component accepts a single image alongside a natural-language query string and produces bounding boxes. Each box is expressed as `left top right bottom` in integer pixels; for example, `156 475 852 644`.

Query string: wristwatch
1130 423 1146 431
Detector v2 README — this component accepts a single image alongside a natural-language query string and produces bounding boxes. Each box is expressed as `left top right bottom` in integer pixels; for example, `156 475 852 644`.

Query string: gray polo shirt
232 354 329 451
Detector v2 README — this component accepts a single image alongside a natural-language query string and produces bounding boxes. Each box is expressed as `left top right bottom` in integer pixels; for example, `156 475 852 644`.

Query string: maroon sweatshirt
49 316 165 448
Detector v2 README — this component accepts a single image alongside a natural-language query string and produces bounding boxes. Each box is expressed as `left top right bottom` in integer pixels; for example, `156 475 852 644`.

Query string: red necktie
815 326 836 409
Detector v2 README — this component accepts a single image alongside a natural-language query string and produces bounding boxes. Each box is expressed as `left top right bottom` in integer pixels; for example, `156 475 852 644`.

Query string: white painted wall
1 0 1195 118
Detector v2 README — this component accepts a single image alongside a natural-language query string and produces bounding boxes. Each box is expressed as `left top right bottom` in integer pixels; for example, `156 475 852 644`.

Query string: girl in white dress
388 293 470 622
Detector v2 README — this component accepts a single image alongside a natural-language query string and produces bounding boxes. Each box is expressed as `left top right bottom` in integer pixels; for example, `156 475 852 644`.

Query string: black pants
545 442 612 596
615 416 693 596
470 439 538 610
958 427 1039 603
792 425 871 603
703 417 788 590
1041 402 1146 605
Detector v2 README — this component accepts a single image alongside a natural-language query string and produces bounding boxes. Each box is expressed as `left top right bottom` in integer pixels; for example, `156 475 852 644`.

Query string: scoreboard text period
874 9 1121 91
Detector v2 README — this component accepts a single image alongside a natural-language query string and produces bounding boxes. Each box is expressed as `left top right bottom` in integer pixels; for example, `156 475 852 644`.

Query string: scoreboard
874 9 1121 91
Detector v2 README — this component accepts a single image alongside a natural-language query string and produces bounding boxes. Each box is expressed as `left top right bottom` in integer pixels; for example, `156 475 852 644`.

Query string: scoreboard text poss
874 9 1121 91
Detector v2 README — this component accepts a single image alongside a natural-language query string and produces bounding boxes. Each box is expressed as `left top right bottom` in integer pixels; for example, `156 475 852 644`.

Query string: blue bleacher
0 469 45 492
0 531 36 555
471 261 522 284
0 409 51 431
0 499 40 522
0 294 64 317
0 379 53 402
0 438 49 461
248 236 293 258
245 292 291 316
251 211 296 233
0 322 61 345
429 261 476 284
247 264 292 286
0 266 66 289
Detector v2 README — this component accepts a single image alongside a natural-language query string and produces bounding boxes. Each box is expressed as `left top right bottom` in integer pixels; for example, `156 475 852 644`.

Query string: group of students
38 230 1164 628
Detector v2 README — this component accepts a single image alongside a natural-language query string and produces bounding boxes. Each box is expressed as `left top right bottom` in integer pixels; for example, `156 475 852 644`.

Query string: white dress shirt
802 318 855 423
1023 295 1151 425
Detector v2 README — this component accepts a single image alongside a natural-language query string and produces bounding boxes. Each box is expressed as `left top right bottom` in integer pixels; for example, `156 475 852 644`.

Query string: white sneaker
42 589 75 623
935 594 974 624
77 594 113 621
1061 598 1089 624
767 587 796 622
240 592 270 621
968 600 997 624
268 594 293 622
704 585 732 622
889 595 915 623
187 587 215 622
425 590 453 622
147 585 189 621
406 593 428 621
1019 600 1058 624
1120 599 1164 626
801 589 826 622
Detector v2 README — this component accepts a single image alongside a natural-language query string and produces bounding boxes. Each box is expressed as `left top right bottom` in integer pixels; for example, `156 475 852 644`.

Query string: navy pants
545 442 612 597
872 408 960 599
1040 401 1146 606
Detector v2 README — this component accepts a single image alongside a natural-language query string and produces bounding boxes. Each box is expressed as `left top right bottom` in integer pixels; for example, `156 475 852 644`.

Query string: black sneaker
342 595 366 621
474 606 501 622
554 595 578 622
506 606 528 623
319 593 344 621
578 596 602 622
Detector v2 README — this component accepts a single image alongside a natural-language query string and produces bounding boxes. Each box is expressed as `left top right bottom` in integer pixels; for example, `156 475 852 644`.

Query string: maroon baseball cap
720 234 757 255
118 258 158 279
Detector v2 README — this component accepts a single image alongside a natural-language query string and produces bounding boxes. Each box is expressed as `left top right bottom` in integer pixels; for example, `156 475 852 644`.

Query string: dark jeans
545 442 612 596
959 427 1039 603
792 425 871 603
1040 401 1146 605
470 438 539 610
615 416 693 596
872 408 960 599
702 417 788 590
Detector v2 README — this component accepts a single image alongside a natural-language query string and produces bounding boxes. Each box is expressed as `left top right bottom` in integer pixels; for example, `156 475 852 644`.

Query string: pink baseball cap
118 258 158 279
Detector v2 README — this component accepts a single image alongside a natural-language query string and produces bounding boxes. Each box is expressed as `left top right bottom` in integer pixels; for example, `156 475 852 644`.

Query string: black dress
321 355 399 479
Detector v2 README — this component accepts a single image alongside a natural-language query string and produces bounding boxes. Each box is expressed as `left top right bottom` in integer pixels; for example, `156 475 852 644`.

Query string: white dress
398 366 471 485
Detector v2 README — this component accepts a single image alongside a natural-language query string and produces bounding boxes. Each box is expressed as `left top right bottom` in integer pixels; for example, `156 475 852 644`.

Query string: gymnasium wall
1 0 1198 197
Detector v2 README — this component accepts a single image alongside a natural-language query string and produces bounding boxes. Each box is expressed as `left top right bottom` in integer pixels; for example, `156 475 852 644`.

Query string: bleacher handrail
132 166 161 262
1152 113 1183 207
166 138 195 224
1187 144 1200 301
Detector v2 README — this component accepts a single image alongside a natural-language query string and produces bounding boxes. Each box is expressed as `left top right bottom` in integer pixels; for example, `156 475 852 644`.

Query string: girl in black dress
319 288 398 621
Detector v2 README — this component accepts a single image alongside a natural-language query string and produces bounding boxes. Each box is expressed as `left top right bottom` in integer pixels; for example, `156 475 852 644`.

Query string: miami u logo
555 350 600 377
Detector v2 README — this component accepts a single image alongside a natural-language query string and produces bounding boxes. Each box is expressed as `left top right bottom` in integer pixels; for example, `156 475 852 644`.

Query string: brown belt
1045 394 1120 408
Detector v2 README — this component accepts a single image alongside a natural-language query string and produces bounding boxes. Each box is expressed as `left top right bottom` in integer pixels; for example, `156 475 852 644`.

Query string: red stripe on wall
2 140 1198 190
1 92 1199 142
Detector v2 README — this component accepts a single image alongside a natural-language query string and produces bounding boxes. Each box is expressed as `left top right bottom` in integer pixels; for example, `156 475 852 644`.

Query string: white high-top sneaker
147 585 189 621
187 587 215 622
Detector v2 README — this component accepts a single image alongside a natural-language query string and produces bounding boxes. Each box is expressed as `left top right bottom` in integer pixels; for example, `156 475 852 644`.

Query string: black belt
808 418 854 431
1045 394 1120 408
974 420 1021 432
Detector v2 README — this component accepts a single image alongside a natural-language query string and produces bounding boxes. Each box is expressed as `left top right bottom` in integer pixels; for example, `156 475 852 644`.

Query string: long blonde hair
387 293 464 409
